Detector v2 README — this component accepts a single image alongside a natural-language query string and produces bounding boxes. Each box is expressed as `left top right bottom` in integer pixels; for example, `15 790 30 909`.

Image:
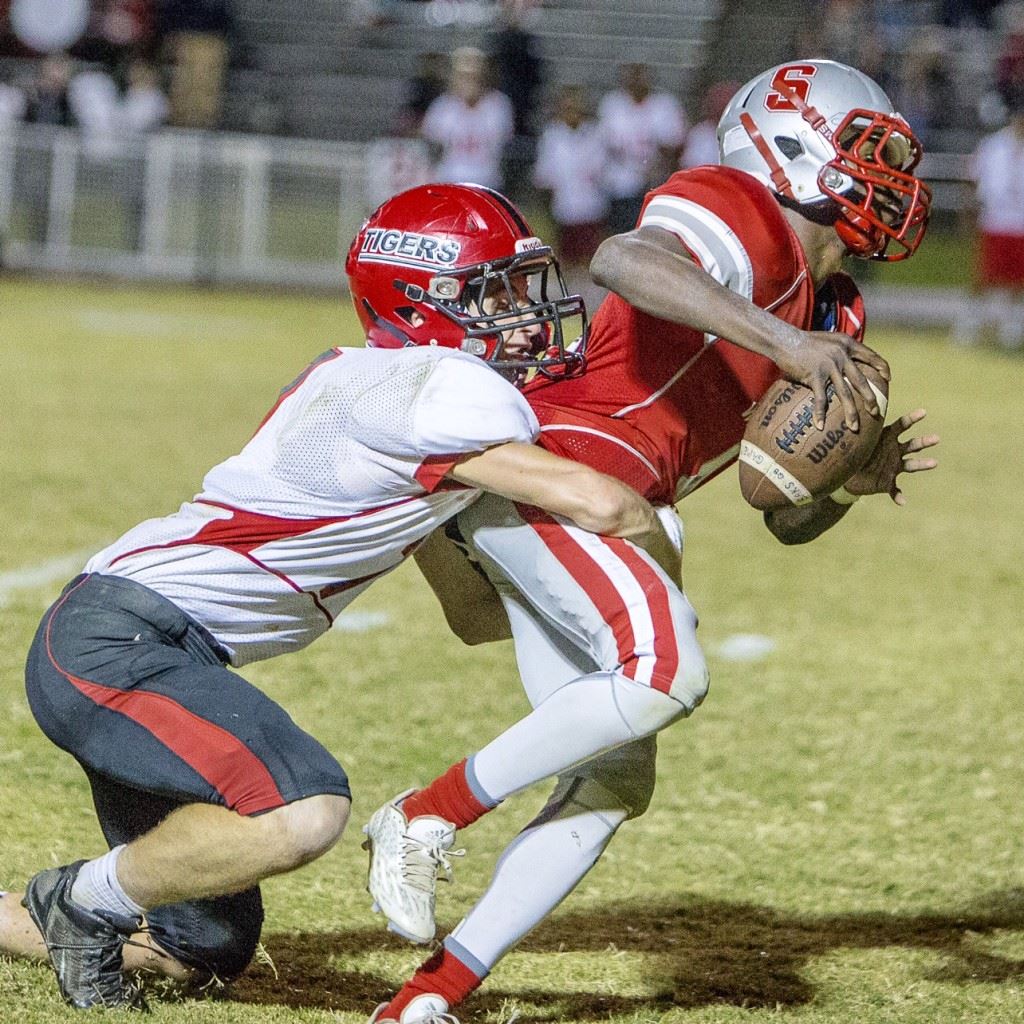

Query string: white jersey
596 88 687 198
87 346 538 666
532 118 609 226
420 89 515 189
973 125 1024 234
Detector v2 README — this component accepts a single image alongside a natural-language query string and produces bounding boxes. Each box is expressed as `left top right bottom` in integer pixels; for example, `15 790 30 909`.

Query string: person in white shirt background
120 57 169 135
532 83 609 310
596 61 687 234
678 79 737 170
420 46 515 190
954 88 1024 348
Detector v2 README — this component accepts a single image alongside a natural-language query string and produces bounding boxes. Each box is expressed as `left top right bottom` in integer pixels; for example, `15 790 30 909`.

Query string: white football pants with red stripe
446 493 708 971
459 492 709 804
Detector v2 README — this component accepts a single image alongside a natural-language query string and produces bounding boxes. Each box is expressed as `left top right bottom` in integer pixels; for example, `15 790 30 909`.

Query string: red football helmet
346 183 587 380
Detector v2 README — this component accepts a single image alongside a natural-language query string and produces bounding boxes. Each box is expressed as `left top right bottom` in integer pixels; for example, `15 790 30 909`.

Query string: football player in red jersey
364 60 940 1024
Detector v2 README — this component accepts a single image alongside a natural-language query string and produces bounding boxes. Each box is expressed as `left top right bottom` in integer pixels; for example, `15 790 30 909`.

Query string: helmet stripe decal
739 111 795 198
475 184 532 235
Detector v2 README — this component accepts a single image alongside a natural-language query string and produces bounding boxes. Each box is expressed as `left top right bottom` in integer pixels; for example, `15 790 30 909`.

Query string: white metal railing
0 123 393 287
0 122 974 289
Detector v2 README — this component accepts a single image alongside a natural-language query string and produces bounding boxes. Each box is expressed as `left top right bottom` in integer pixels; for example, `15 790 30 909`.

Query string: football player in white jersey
0 183 677 1011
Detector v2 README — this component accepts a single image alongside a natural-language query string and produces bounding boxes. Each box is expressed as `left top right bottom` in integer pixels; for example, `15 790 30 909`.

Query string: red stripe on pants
44 581 285 815
518 505 640 680
605 536 679 693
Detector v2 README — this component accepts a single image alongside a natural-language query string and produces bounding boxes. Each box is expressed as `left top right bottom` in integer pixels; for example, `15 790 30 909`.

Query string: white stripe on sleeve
641 195 754 300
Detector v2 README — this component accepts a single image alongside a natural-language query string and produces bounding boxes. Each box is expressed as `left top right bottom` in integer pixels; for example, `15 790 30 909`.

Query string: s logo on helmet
358 229 462 268
764 64 818 111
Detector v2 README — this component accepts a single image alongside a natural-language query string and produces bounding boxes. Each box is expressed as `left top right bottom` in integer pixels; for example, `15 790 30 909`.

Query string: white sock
70 846 145 919
471 670 683 801
450 786 625 967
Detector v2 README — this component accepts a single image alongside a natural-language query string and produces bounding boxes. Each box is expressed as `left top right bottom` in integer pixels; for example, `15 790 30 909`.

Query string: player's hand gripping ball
738 369 888 511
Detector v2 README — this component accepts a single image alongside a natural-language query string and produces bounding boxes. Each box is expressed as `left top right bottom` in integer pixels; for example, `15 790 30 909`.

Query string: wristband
829 485 860 506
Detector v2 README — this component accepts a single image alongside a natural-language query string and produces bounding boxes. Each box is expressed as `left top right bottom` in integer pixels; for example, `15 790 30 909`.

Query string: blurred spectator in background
954 89 1024 348
996 3 1024 106
896 31 956 147
73 0 156 65
120 56 168 133
24 53 73 125
157 0 233 129
819 0 865 66
678 79 736 169
533 83 608 308
6 0 90 55
0 71 26 124
941 0 1003 29
364 130 432 211
420 46 514 190
597 61 687 234
487 0 543 201
68 61 119 141
397 50 447 134
488 0 542 138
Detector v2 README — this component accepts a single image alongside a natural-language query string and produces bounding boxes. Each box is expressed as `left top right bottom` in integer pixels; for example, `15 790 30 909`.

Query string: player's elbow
763 509 820 545
572 477 646 536
590 233 641 292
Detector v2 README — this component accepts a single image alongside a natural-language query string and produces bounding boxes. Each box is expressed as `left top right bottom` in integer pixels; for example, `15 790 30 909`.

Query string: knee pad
146 887 264 981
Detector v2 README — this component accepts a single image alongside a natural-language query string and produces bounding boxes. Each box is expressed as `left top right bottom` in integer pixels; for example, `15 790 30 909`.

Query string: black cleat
22 861 146 1010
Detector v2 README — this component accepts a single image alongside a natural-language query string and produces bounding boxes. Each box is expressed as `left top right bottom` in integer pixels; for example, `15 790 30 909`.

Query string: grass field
1 275 1022 1023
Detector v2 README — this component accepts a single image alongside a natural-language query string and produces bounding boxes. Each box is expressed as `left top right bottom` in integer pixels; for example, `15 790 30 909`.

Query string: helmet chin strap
776 192 842 226
835 214 882 258
361 299 416 346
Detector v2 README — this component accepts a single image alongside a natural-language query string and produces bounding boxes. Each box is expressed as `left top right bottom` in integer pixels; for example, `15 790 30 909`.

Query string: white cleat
362 789 463 945
368 994 459 1024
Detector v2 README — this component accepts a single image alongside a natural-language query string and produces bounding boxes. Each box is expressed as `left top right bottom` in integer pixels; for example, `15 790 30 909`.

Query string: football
738 369 888 511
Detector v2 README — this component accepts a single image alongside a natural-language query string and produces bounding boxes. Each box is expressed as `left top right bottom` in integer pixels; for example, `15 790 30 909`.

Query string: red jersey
525 166 817 505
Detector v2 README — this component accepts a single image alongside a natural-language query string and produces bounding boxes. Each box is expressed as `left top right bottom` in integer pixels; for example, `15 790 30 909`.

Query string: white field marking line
713 633 777 662
331 610 391 633
72 307 266 341
0 550 96 607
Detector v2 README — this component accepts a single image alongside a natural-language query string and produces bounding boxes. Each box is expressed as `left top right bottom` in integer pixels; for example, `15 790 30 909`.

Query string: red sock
401 758 494 829
382 944 484 1020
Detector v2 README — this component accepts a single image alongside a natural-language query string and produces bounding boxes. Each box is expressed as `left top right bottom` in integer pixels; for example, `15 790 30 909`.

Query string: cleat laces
399 833 465 893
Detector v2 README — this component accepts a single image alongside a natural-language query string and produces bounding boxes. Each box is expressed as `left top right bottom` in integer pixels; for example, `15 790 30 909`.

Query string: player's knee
613 675 693 736
576 738 658 820
146 888 264 982
671 651 710 715
263 793 350 868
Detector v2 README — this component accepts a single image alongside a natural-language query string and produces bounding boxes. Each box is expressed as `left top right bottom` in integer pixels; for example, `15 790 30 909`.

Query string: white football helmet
717 60 931 261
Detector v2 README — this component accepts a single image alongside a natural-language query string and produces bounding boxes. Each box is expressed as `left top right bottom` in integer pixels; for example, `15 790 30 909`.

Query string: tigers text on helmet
345 183 587 382
717 60 931 261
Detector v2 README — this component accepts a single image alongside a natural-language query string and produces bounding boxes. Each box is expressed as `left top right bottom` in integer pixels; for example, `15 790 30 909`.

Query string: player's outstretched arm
764 409 940 544
448 442 656 536
448 442 678 572
591 227 889 431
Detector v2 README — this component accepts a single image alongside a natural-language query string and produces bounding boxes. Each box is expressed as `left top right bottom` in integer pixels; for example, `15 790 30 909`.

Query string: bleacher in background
223 0 722 140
